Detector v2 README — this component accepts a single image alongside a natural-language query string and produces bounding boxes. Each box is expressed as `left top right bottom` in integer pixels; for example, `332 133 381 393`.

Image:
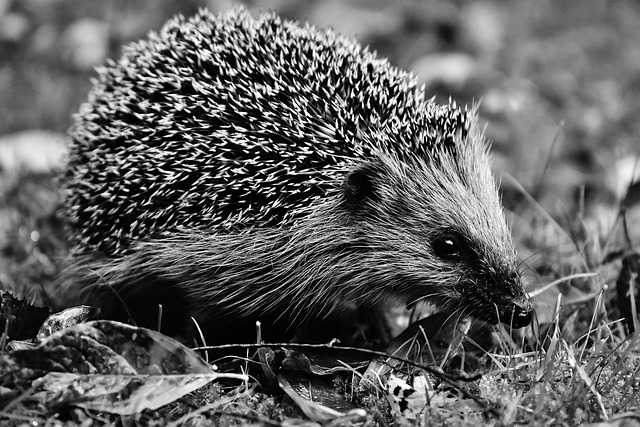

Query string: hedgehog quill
57 8 532 345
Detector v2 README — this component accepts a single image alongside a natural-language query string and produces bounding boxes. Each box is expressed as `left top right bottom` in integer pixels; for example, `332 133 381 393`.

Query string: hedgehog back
65 9 470 256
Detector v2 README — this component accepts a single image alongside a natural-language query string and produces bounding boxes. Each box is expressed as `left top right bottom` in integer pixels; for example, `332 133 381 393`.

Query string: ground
0 0 639 425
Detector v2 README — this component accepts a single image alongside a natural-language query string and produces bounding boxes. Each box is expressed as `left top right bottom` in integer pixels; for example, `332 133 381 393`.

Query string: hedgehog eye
432 232 466 261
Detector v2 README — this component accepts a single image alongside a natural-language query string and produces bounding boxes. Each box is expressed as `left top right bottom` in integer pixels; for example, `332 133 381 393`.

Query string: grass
1 0 640 425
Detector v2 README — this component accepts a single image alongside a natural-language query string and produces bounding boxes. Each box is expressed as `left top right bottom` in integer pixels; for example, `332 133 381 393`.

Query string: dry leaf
34 372 246 415
1 320 250 414
1 320 214 389
278 373 358 422
36 306 100 341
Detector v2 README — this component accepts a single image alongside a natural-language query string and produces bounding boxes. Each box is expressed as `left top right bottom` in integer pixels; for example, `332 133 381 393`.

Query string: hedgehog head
338 112 531 327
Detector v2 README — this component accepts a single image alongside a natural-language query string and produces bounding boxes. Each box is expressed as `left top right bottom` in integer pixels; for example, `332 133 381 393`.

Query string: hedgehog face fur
60 8 532 344
340 135 529 327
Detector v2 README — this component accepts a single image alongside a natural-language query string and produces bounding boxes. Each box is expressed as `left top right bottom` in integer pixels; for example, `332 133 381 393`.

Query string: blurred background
0 0 639 328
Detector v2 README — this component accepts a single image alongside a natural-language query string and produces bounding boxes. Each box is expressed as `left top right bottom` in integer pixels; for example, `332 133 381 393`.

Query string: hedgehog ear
342 162 380 213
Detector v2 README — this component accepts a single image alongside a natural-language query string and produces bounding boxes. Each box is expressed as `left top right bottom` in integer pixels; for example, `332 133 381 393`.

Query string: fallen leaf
34 372 245 415
0 320 214 389
1 320 250 414
278 374 363 423
36 305 100 341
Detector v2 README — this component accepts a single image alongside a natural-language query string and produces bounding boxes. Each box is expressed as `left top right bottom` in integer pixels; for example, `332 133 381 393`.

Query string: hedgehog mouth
403 287 533 328
471 295 533 329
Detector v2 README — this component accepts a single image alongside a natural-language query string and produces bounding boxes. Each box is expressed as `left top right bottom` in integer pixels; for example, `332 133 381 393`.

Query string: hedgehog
57 8 532 345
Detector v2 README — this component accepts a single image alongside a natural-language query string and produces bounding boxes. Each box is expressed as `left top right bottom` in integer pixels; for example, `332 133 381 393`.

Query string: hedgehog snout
495 273 533 328
500 295 533 328
469 268 533 328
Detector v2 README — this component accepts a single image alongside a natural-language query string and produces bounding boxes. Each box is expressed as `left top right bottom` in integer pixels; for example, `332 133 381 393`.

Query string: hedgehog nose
503 296 533 328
